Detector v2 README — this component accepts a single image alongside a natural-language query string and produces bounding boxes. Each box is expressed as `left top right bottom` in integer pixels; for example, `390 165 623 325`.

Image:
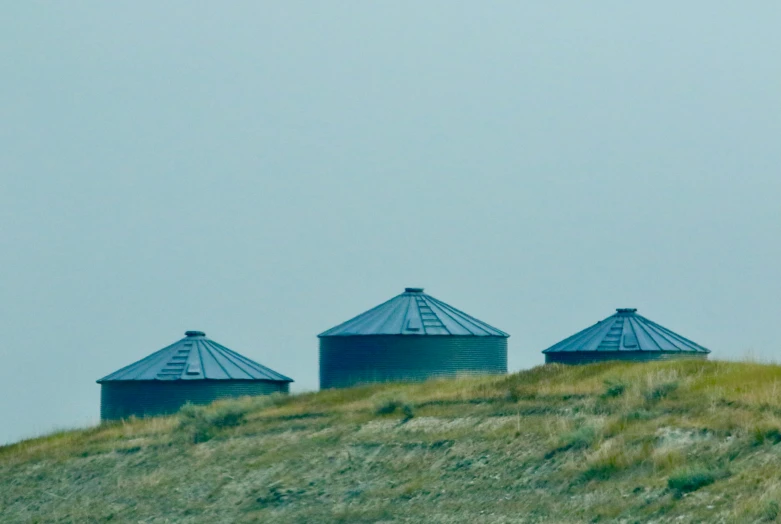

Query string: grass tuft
751 425 781 446
374 395 415 421
601 380 627 399
176 396 283 443
547 423 600 458
761 500 781 522
644 381 679 402
667 466 728 495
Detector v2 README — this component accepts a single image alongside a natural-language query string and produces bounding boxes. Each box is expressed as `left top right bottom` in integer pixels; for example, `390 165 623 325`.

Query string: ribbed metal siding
100 380 289 421
319 335 507 389
545 351 709 365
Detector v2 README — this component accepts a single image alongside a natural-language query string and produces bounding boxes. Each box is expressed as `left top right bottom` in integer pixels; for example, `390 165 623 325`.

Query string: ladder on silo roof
157 344 192 379
598 318 624 350
415 295 446 333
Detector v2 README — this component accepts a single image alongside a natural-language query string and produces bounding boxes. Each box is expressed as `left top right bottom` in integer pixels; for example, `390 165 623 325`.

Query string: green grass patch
373 395 415 421
178 401 258 443
601 380 627 399
667 466 728 494
644 381 679 403
751 425 781 446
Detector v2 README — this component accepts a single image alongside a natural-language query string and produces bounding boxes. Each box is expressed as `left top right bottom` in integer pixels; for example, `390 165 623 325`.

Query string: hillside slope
4 360 781 523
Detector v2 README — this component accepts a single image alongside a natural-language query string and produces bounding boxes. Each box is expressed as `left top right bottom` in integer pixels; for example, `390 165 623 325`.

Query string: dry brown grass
5 359 781 523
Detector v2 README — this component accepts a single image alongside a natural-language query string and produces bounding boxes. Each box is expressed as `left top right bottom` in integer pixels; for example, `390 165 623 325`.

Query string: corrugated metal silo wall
319 335 507 389
100 380 289 421
545 352 708 365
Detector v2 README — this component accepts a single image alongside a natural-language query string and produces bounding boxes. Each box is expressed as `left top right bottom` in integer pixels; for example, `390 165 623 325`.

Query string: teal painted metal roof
97 331 293 382
318 288 509 337
542 308 710 354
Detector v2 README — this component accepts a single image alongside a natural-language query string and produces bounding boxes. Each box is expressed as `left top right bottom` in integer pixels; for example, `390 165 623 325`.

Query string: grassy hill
4 360 781 523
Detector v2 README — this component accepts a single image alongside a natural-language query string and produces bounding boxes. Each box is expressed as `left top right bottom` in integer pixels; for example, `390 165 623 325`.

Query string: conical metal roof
97 331 293 382
318 288 509 337
542 309 710 354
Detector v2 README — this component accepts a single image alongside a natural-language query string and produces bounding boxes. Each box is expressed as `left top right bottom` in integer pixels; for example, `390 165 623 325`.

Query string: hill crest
3 360 781 523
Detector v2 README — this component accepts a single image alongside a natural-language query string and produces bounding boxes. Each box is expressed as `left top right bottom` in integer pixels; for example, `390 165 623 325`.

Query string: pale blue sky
1 2 779 444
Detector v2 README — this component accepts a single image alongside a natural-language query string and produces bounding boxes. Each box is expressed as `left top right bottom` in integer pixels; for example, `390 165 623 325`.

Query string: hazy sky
1 2 779 445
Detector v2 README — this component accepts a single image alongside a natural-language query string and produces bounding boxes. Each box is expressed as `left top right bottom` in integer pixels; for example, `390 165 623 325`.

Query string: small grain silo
542 308 710 364
97 331 293 420
319 287 509 389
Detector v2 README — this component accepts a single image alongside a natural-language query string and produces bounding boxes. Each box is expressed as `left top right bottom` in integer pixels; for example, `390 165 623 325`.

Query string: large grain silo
319 287 509 389
97 331 292 420
542 308 710 364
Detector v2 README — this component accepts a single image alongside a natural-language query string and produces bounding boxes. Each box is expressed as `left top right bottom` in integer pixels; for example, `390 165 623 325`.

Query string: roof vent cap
185 330 206 337
616 308 637 314
405 287 424 293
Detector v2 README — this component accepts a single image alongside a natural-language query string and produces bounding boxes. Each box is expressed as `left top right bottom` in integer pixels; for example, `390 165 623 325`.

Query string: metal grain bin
542 308 710 364
319 288 509 389
97 331 292 420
